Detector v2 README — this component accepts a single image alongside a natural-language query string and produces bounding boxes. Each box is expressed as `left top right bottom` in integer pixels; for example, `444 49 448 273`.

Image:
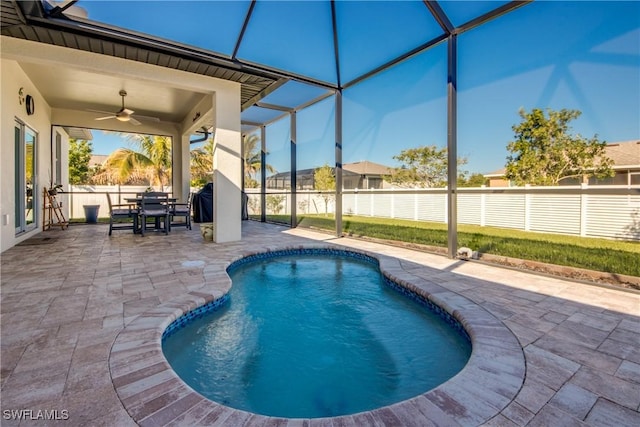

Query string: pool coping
108 244 526 426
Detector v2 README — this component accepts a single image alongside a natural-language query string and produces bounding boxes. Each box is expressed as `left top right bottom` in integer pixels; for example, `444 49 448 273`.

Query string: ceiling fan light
116 115 130 122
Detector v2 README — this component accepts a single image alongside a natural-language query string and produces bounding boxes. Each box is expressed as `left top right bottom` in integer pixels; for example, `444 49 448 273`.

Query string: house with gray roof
266 161 393 190
485 140 640 187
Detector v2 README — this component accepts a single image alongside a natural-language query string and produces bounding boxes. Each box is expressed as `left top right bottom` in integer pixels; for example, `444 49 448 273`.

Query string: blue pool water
162 251 471 418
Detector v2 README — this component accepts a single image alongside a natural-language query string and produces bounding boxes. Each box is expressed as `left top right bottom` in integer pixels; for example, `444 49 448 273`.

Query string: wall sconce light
26 95 35 115
18 87 34 115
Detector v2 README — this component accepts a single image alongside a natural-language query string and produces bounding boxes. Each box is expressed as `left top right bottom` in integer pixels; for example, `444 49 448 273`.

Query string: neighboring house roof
484 168 507 178
267 161 392 179
605 140 640 167
89 154 108 168
484 140 640 177
343 161 393 176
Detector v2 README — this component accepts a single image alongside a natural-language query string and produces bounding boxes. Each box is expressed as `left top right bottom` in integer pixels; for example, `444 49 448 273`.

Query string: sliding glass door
14 119 38 234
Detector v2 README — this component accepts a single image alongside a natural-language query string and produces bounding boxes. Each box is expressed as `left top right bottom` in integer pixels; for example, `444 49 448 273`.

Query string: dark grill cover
192 183 213 223
242 191 249 220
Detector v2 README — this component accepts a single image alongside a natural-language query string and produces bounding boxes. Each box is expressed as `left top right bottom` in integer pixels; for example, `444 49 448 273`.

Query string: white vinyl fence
247 186 640 241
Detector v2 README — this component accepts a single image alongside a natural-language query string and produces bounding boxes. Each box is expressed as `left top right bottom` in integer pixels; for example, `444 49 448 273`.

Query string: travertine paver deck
1 222 639 426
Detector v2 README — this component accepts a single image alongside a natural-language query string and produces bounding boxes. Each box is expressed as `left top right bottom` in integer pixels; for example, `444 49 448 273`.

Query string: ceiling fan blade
132 114 161 122
88 94 161 125
128 117 142 126
87 108 115 115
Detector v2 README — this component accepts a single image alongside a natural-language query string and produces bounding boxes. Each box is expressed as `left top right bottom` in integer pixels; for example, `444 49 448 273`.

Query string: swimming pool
162 249 471 418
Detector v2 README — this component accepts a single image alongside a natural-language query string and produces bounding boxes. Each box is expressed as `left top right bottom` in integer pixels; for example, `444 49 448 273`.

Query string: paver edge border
108 243 525 426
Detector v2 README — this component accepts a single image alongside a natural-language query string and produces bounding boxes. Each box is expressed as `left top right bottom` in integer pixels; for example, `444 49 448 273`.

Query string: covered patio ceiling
1 0 531 134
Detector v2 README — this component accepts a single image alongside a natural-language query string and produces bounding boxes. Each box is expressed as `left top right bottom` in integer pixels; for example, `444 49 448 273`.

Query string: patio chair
106 193 138 236
170 192 193 230
139 192 170 236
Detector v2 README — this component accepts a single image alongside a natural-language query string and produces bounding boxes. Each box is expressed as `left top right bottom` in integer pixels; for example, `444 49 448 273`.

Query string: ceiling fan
88 90 160 126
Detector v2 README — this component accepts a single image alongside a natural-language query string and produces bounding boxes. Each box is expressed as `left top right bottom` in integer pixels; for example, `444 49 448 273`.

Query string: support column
260 126 266 222
447 34 458 258
335 90 343 237
290 112 297 227
174 133 189 202
212 90 242 242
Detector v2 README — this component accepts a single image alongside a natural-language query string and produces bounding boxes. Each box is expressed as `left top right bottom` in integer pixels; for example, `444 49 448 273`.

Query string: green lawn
291 214 640 277
92 213 638 277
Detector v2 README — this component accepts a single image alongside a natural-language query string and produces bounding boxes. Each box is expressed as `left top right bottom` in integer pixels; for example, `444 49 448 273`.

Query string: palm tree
92 134 172 189
243 133 274 188
189 133 275 188
189 137 214 187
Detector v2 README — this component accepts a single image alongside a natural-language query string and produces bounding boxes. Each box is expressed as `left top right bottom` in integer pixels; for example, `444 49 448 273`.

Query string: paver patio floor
1 222 638 426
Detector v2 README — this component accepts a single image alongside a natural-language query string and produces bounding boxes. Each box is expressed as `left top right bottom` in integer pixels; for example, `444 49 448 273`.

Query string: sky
80 0 640 175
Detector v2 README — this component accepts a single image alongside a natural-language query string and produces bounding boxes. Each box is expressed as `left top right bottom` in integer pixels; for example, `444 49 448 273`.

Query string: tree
243 133 261 186
243 133 275 188
266 194 285 214
190 137 214 187
190 133 276 188
458 172 488 188
68 138 93 184
505 108 613 186
91 134 172 188
314 164 335 216
385 145 468 188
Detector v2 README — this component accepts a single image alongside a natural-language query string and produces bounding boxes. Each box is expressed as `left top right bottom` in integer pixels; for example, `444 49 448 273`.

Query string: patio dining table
125 196 178 204
125 195 177 233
